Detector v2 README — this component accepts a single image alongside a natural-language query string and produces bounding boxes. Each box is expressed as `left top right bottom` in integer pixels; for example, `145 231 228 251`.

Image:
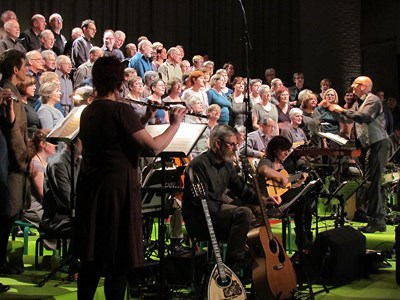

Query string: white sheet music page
47 105 87 141
318 132 348 146
145 123 207 157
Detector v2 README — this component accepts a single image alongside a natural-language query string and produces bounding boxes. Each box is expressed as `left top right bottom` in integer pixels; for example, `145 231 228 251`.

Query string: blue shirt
128 52 152 79
206 88 231 125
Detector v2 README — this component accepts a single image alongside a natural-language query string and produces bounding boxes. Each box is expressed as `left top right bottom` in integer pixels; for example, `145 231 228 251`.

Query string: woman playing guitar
257 136 312 250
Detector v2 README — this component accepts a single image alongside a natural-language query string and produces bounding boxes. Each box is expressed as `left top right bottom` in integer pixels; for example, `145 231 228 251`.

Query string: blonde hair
39 82 59 104
323 88 339 104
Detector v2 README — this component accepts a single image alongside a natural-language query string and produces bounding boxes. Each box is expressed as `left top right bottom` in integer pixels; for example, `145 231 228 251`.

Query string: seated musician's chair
12 220 34 255
34 226 71 270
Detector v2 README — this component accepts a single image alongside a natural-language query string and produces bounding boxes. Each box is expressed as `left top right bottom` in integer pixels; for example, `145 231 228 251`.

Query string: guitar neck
200 198 227 282
240 156 275 241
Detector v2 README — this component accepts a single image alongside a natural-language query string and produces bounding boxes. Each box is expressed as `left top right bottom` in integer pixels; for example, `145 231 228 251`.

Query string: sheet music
267 179 319 216
318 132 348 146
144 123 207 157
47 105 87 142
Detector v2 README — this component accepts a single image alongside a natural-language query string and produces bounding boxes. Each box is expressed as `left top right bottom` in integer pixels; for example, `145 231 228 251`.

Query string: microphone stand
237 0 253 158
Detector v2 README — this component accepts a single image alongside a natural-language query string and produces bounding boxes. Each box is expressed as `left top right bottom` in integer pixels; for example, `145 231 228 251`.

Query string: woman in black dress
74 57 186 299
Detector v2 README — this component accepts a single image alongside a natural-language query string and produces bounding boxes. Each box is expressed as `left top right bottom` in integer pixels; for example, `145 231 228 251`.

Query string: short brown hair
16 74 35 96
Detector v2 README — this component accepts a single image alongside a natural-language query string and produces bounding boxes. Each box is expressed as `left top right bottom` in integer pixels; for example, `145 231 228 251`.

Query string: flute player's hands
169 106 186 125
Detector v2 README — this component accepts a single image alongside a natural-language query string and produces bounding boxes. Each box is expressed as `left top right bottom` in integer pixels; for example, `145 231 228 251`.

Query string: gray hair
203 60 214 67
209 73 223 87
186 96 202 109
40 29 54 40
114 30 126 39
56 54 71 66
167 47 179 57
289 107 303 118
138 39 151 52
41 50 57 60
249 78 262 87
258 84 270 97
235 125 246 134
210 124 236 149
144 70 159 85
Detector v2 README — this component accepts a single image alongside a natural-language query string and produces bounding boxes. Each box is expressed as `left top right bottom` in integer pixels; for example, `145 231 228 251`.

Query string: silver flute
0 87 19 102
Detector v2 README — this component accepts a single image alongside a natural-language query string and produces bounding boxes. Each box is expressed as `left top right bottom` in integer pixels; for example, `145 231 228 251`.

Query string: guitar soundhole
217 274 231 287
269 239 278 254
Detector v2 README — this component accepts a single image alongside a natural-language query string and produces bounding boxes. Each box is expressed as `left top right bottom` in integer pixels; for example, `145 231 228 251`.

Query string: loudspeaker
307 226 366 285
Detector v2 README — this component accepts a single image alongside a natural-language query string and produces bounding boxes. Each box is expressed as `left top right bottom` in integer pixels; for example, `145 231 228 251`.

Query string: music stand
267 179 320 217
388 145 400 164
317 132 349 184
37 105 86 287
142 123 206 297
331 179 365 228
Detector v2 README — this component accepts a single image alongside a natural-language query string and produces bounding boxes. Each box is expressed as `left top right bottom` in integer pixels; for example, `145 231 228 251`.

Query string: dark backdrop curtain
0 0 301 83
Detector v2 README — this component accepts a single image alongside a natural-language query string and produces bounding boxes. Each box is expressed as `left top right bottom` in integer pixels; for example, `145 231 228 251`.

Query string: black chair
34 227 71 270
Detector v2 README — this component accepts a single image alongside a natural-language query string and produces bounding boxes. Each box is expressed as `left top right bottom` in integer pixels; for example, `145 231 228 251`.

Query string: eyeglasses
353 82 366 87
326 93 335 97
31 58 44 61
221 140 238 149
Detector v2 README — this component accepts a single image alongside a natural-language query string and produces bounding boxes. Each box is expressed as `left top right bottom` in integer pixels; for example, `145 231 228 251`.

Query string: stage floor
0 219 398 299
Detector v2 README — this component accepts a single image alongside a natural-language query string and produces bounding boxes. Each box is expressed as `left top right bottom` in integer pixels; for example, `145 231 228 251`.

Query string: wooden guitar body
240 156 297 300
248 227 297 300
207 264 247 300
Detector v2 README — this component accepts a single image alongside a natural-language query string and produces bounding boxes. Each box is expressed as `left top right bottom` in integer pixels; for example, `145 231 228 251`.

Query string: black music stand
331 179 365 228
142 123 206 298
37 105 86 287
318 132 350 184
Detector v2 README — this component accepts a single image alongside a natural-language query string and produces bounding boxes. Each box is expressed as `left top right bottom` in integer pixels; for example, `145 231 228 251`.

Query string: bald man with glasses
321 76 388 233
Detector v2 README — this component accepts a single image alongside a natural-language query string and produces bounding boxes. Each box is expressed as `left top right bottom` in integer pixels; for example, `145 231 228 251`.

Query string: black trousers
185 205 253 268
0 214 17 266
359 139 388 225
281 186 313 248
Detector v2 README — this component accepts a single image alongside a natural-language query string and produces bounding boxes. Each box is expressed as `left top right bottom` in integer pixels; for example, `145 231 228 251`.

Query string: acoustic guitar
190 178 247 300
266 169 304 197
240 156 297 300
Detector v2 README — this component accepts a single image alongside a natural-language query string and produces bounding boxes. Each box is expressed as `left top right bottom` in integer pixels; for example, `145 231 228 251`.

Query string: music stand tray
318 132 348 146
388 145 400 164
331 179 365 203
268 179 320 217
47 105 87 143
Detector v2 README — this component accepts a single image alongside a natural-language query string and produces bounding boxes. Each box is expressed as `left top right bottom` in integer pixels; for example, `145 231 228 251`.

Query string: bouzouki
240 156 297 300
190 176 247 300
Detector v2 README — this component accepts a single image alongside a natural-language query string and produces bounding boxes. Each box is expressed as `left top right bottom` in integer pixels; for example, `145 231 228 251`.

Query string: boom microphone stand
238 0 253 149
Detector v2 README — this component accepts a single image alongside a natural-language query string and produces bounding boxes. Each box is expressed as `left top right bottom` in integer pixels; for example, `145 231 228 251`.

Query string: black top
182 149 258 220
74 99 145 270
